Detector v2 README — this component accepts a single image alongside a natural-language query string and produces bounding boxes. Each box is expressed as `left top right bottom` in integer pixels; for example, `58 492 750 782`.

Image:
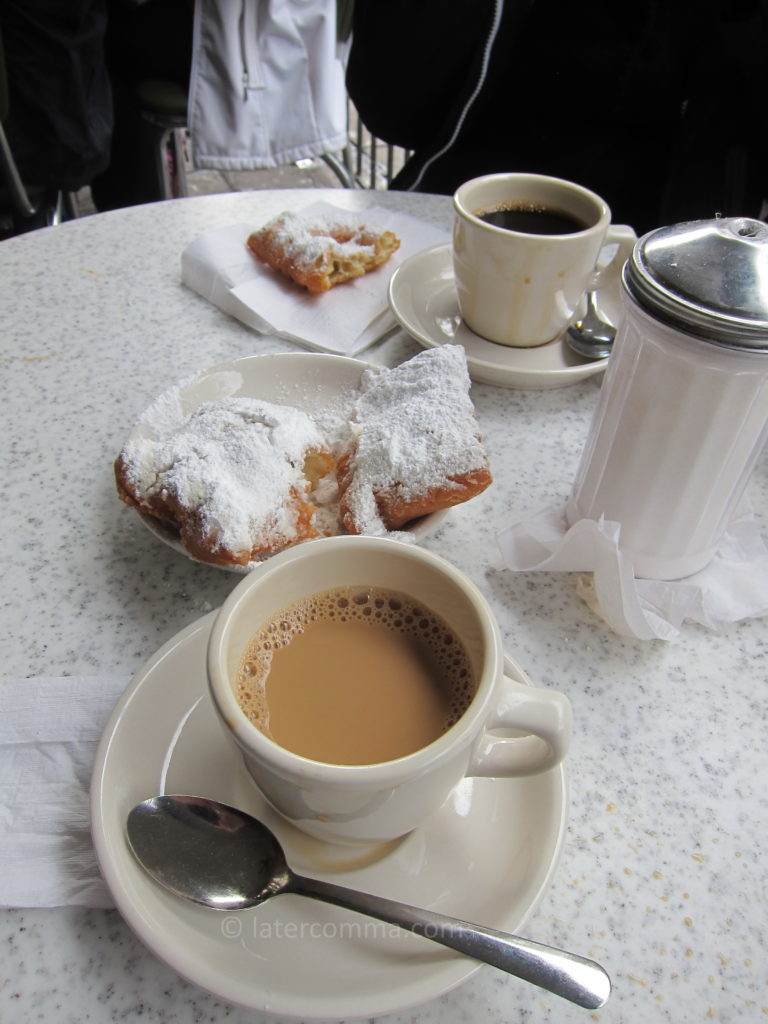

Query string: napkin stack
181 201 448 355
0 675 128 908
498 505 768 641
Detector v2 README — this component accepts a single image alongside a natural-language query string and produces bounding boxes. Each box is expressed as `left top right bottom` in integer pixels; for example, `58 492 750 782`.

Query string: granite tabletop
1 189 766 1024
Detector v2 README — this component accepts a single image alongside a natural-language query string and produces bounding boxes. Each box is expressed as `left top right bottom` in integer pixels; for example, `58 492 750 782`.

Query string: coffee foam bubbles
235 587 475 738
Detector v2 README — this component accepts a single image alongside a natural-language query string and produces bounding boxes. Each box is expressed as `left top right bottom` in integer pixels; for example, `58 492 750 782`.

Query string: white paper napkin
181 201 448 355
498 506 768 641
0 675 129 908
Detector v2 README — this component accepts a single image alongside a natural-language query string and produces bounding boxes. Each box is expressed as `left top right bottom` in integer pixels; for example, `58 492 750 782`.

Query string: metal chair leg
0 120 35 217
320 150 355 188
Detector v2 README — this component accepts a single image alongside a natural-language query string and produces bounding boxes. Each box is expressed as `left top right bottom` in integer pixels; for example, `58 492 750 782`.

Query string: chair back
0 25 60 230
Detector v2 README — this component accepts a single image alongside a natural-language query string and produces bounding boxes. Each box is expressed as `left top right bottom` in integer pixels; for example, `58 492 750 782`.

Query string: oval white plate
127 352 448 571
91 612 568 1020
389 243 623 389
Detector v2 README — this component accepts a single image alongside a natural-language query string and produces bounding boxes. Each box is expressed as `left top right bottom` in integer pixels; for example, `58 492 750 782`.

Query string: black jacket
347 0 767 235
1 0 112 191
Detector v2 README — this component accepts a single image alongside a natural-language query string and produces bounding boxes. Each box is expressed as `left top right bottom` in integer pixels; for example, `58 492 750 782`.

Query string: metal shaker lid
623 217 768 350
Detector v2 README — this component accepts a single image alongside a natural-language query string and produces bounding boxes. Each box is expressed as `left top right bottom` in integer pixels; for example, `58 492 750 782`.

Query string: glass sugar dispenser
566 217 768 581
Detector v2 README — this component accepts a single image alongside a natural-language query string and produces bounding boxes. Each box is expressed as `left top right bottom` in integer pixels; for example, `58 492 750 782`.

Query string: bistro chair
137 77 355 201
137 77 191 201
0 28 75 240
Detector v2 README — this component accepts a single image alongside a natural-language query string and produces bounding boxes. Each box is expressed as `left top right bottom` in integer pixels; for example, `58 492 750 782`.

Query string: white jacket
188 0 348 170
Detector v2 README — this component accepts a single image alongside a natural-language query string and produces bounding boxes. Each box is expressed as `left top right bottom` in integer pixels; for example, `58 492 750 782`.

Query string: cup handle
590 223 636 289
467 677 572 777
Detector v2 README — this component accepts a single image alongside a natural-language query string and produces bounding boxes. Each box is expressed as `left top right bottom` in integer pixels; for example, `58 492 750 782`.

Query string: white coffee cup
453 172 636 347
208 535 571 844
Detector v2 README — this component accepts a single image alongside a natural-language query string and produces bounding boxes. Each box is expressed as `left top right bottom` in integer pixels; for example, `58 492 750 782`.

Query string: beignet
247 209 400 293
337 346 492 535
115 397 334 567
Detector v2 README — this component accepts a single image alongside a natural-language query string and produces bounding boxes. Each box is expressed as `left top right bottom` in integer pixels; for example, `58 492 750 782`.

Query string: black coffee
477 202 588 235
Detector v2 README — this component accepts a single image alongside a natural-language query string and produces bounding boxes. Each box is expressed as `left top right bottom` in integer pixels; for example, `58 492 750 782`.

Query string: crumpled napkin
498 505 768 641
181 201 448 355
0 675 129 908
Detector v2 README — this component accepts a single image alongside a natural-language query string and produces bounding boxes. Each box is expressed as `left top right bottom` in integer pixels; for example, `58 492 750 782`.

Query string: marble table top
1 188 766 1024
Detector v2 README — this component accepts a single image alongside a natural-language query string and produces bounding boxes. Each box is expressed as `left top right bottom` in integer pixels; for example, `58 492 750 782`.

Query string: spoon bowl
565 291 616 360
127 795 611 1010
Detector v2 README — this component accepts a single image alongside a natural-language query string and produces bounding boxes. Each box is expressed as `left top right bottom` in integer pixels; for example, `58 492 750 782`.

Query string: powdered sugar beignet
115 397 334 567
247 209 400 293
337 346 492 535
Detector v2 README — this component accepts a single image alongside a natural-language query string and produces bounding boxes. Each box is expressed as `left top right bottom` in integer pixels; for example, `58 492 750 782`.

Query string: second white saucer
389 243 624 389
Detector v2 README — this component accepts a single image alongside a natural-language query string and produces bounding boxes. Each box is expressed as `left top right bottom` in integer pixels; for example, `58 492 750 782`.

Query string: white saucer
91 612 568 1020
389 243 623 389
128 352 448 572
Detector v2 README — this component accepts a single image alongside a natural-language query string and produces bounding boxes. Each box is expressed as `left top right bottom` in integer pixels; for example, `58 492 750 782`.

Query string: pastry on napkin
246 208 400 292
181 200 447 355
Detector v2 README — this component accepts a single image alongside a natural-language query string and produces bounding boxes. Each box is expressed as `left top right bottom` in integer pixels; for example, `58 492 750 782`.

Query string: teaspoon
127 795 611 1010
565 291 616 359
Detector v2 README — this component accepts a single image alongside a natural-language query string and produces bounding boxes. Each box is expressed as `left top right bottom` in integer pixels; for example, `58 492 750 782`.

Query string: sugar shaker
566 217 768 580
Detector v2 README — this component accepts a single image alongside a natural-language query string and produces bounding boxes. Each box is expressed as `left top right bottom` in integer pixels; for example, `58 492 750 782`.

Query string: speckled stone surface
1 189 767 1024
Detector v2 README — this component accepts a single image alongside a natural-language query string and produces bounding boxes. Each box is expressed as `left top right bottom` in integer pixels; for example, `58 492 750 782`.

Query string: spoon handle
289 874 610 1010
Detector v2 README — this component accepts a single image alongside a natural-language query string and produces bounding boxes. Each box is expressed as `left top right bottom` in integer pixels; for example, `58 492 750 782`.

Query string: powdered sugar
340 346 490 535
262 210 377 273
120 397 327 562
117 346 489 564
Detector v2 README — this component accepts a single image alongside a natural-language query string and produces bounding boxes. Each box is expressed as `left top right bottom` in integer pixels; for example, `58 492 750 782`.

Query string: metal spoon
127 795 611 1010
565 291 616 359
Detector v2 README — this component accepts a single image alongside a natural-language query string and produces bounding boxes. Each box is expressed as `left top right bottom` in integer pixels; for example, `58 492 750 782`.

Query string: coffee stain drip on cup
235 586 476 766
